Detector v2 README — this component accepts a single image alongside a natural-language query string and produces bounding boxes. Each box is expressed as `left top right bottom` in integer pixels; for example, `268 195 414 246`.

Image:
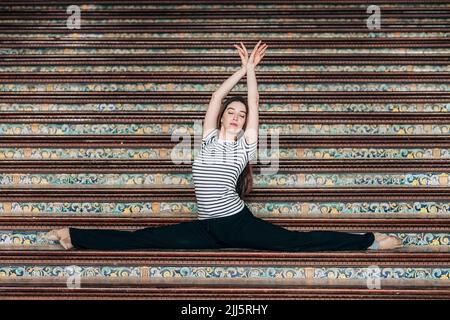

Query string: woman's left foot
373 232 403 250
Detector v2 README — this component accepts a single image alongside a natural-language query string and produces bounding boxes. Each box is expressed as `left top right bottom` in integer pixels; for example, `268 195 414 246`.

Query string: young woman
44 41 402 251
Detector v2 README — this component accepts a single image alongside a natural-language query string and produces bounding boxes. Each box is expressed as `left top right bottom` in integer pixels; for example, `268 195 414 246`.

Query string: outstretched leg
211 206 381 252
46 219 225 251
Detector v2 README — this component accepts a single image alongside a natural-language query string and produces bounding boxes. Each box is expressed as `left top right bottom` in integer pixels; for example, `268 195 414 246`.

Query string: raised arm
243 40 268 144
202 49 247 139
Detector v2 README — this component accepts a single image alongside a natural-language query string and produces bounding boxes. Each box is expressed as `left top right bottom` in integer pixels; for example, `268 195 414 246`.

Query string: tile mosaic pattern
0 123 449 135
0 103 449 113
3 4 450 9
1 65 449 73
2 48 449 55
0 201 448 218
0 231 448 249
1 83 449 92
1 32 448 39
0 265 448 282
0 172 448 188
1 17 449 26
0 147 448 161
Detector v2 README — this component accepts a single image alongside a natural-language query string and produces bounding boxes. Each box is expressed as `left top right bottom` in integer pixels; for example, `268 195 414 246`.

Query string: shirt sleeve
241 135 258 161
201 128 218 149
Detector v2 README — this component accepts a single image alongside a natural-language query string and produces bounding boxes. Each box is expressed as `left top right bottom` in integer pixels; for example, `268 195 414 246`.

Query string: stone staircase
0 0 449 299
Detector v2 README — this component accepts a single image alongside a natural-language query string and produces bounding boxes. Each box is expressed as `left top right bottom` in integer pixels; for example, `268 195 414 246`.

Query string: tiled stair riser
0 231 448 251
1 32 449 39
0 201 448 218
0 172 449 187
1 66 450 73
0 103 449 112
0 265 448 287
1 147 449 161
2 48 450 55
0 123 449 135
1 83 449 92
3 3 450 9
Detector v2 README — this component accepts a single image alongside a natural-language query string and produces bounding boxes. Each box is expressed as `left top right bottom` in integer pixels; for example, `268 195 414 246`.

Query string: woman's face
221 101 247 134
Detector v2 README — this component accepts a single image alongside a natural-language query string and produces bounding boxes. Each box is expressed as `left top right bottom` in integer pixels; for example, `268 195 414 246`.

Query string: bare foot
373 232 403 250
43 228 74 250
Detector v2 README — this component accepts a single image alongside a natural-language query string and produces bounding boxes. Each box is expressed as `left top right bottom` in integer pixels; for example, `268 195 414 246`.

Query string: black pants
69 204 375 251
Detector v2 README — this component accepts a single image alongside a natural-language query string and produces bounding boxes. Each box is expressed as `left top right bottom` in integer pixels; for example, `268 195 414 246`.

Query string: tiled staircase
0 0 449 299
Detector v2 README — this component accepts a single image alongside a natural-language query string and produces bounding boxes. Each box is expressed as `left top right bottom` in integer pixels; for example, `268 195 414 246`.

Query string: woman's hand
234 40 268 72
247 40 268 72
234 41 248 72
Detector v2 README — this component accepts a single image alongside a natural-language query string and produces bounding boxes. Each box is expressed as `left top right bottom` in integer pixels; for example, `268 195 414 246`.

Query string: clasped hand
234 40 268 72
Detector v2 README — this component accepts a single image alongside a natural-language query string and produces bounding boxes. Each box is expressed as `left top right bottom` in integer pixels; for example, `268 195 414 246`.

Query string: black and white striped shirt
192 128 257 220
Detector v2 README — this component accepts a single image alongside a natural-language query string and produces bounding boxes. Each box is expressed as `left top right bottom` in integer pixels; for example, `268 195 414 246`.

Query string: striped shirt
192 128 258 220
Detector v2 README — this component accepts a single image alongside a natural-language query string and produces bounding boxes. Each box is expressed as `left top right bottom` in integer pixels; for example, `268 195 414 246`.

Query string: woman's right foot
373 232 403 250
43 228 74 250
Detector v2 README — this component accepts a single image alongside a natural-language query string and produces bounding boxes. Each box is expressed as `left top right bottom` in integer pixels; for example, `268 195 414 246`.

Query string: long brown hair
215 95 254 200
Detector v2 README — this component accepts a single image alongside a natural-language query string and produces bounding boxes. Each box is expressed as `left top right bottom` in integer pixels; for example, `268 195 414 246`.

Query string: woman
44 40 402 251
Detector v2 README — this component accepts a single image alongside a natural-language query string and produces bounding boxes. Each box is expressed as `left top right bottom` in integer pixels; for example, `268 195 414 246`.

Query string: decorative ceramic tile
2 65 449 73
0 265 308 279
0 147 167 160
0 201 197 216
2 48 449 55
1 82 449 92
0 201 448 218
0 265 448 282
0 123 449 135
0 173 180 186
248 201 450 218
1 32 448 39
0 231 447 249
0 103 449 113
0 147 448 161
314 268 450 280
252 172 450 187
2 3 450 10
1 17 449 27
0 172 448 187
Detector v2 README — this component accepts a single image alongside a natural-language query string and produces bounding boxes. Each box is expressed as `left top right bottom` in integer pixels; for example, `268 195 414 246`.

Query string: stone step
1 286 449 300
1 123 449 136
1 186 447 198
2 91 448 103
2 19 449 26
4 33 448 40
1 200 449 219
1 65 449 74
1 1 449 10
1 159 449 169
0 138 448 160
1 187 447 218
0 9 448 22
2 47 449 56
2 27 449 34
4 54 444 63
0 159 448 187
0 229 448 251
3 72 449 80
0 171 449 188
1 102 449 113
0 251 448 291
2 83 448 93
1 216 449 228
2 39 449 51
2 18 449 29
